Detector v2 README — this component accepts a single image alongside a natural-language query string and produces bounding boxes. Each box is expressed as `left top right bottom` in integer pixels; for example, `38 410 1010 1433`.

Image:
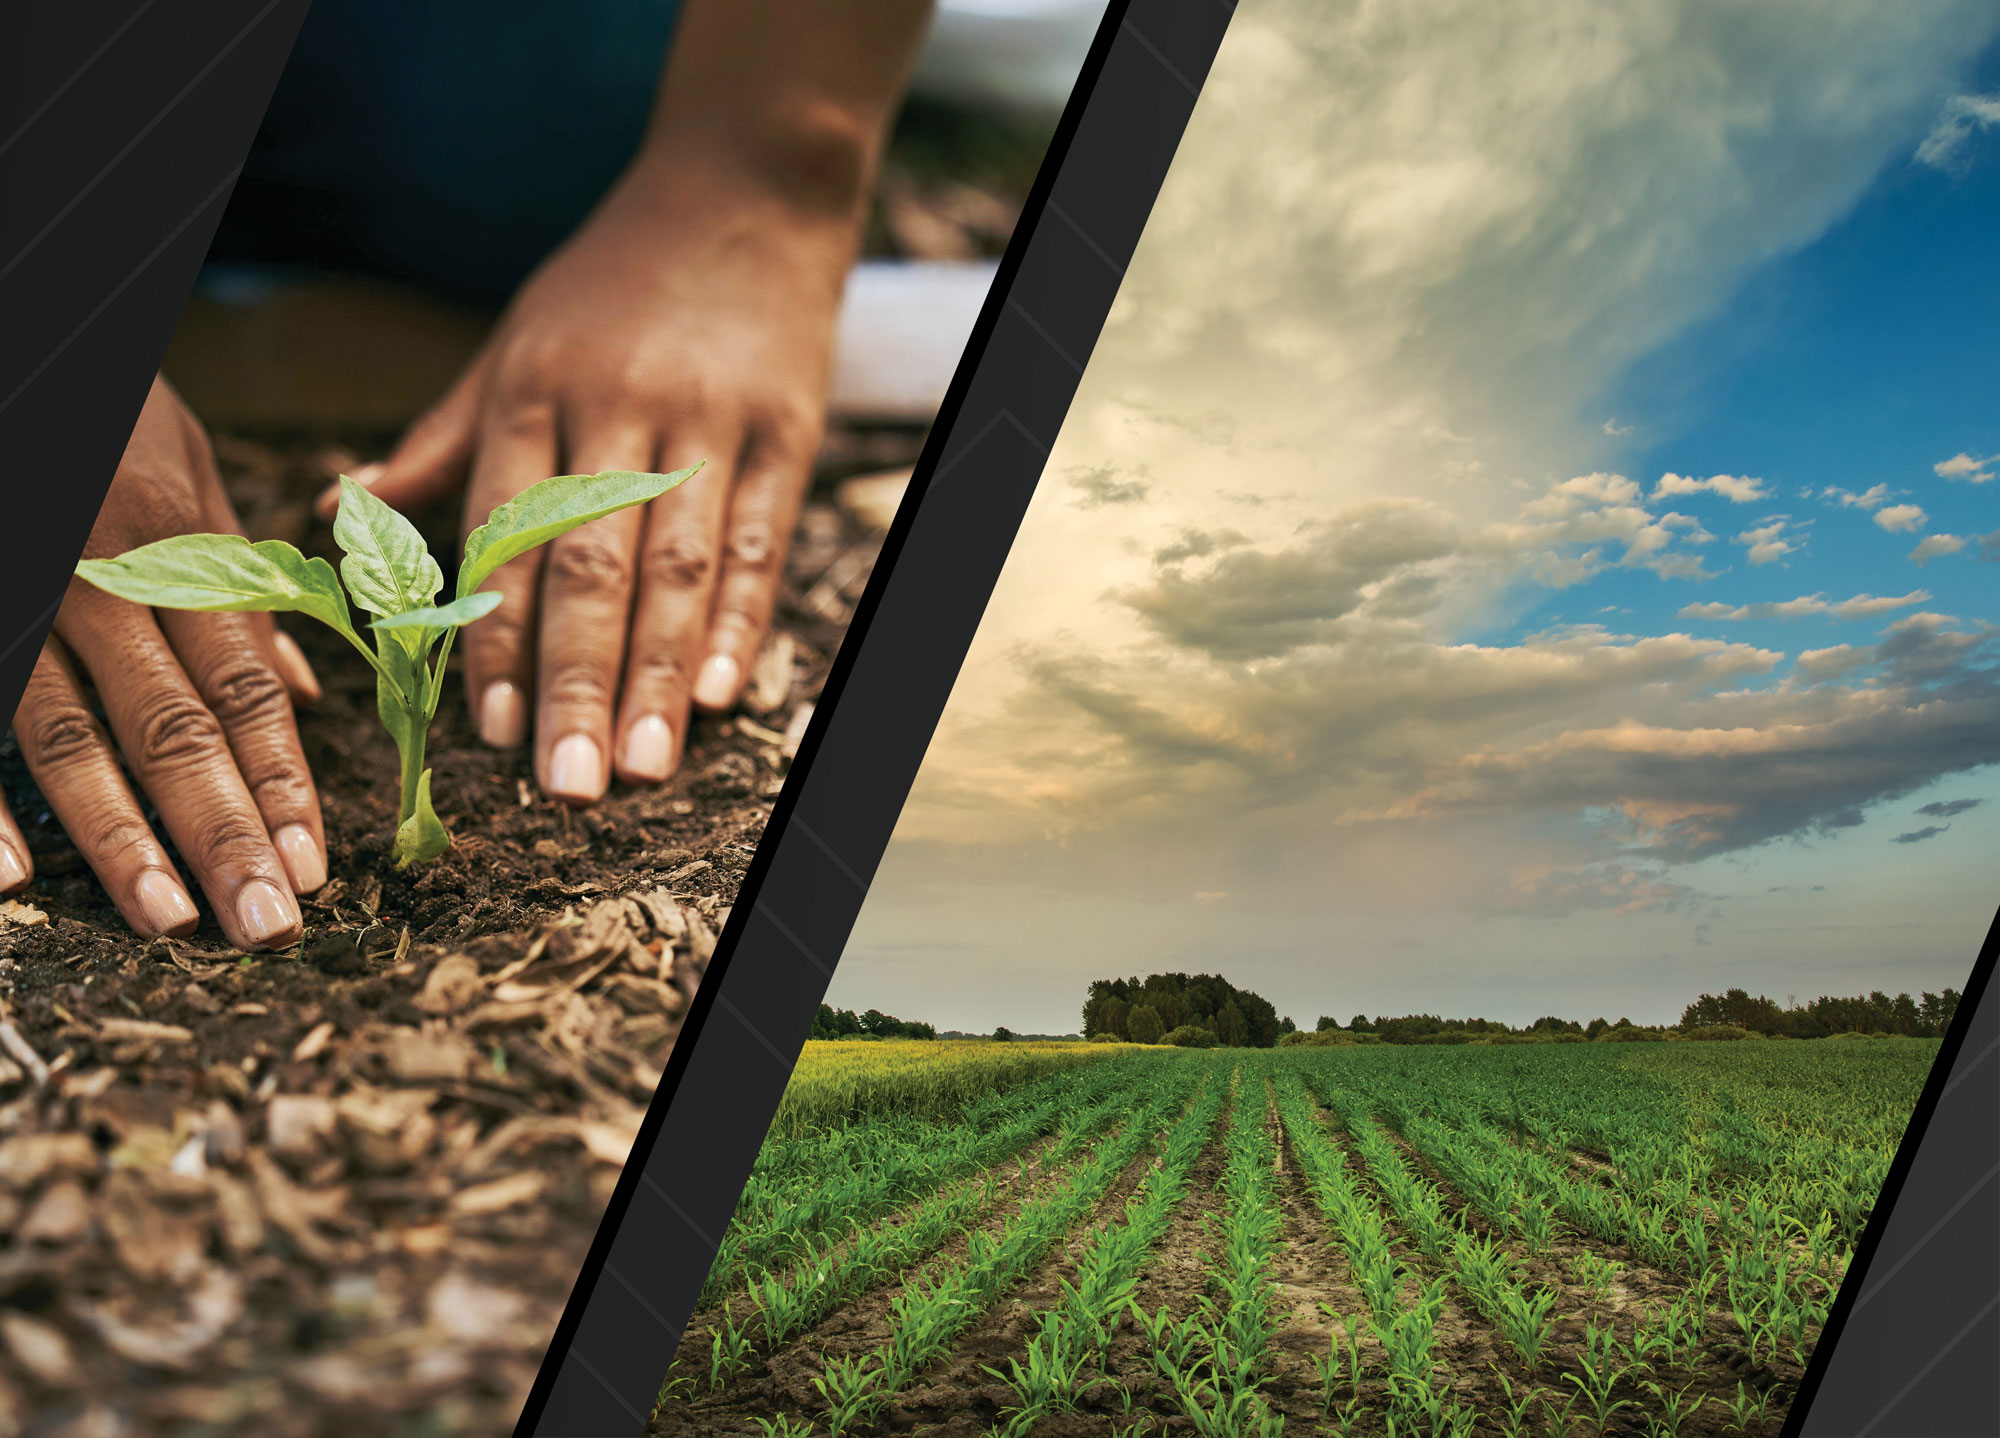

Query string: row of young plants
987 1064 1232 1434
705 1056 1137 1302
1310 1078 1562 1379
672 1070 1142 1395
1144 1071 1289 1438
806 1064 1208 1435
1270 1072 1476 1436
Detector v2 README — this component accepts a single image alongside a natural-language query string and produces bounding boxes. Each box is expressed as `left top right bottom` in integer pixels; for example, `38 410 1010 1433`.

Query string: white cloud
1916 92 2000 170
1911 533 1968 565
1934 452 1995 483
864 0 2000 967
1874 504 1928 533
1735 518 1802 565
1822 483 1894 510
1679 591 1930 622
1655 473 1768 503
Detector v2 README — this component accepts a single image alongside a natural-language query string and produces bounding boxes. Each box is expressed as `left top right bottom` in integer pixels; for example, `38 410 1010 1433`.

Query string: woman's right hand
1 375 327 950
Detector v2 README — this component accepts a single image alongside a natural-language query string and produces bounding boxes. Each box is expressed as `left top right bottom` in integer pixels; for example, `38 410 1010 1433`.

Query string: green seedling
75 466 698 867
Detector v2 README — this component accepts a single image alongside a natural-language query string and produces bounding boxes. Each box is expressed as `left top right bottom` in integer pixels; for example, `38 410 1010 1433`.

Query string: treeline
1289 985 1963 1046
810 1004 937 1041
1679 987 1959 1039
1081 973 1293 1048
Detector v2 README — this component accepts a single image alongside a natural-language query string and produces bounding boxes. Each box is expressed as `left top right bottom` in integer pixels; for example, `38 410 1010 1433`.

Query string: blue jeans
214 0 685 305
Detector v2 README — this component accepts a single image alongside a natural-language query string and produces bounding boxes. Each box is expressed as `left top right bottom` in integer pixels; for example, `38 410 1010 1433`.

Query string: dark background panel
1793 907 1999 1437
520 0 1239 1432
0 0 311 711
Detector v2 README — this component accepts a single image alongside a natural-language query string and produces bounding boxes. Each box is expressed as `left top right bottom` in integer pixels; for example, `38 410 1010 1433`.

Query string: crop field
647 1037 1936 1437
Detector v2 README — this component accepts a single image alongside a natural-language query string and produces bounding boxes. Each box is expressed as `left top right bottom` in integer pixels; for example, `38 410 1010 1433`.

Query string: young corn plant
75 467 697 867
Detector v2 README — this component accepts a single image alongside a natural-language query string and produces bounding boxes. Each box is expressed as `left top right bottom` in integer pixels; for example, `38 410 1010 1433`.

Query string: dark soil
0 422 918 1438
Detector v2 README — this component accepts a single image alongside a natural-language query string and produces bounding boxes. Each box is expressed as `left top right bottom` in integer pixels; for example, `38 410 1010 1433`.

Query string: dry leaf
289 1021 335 1063
750 632 796 712
95 1017 193 1045
0 1311 79 1388
264 1095 337 1160
450 1170 545 1218
414 954 484 1015
0 900 49 929
384 1030 475 1084
0 1132 98 1188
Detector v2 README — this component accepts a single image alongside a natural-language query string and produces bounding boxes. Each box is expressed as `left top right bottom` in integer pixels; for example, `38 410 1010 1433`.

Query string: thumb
0 789 34 896
315 352 490 522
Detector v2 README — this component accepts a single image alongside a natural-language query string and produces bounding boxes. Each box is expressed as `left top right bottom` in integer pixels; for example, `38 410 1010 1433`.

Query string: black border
1785 901 2000 1436
0 0 314 720
517 0 1238 1432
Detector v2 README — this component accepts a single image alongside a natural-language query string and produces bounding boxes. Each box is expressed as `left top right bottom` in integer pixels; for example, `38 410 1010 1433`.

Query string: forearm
630 0 936 223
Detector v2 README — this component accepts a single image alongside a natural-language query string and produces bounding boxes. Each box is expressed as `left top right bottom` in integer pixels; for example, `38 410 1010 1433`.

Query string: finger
0 792 32 897
158 608 328 894
694 421 814 714
56 590 302 950
313 351 491 522
268 627 323 705
13 638 198 938
534 428 652 805
615 435 737 785
188 448 322 707
460 397 560 750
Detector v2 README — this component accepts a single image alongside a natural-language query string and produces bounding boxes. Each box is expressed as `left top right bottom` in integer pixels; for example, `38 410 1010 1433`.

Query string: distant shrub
1090 1031 1121 1043
1162 1025 1220 1048
1680 1025 1763 1042
1595 1026 1665 1043
1550 1032 1585 1044
1279 1030 1355 1048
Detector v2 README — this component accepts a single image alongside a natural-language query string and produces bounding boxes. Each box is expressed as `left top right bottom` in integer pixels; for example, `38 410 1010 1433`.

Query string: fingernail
272 631 322 703
479 682 527 748
0 844 28 892
273 823 327 894
351 462 384 488
135 869 199 936
547 734 606 804
693 653 741 710
234 877 301 948
618 714 674 783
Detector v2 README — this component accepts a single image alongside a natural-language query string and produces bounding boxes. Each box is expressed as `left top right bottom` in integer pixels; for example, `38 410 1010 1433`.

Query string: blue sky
830 3 2000 1034
1525 55 2000 658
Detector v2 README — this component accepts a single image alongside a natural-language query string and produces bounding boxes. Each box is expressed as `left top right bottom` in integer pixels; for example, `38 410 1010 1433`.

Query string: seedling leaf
333 475 443 619
74 535 353 635
369 591 504 632
391 768 449 867
458 465 701 598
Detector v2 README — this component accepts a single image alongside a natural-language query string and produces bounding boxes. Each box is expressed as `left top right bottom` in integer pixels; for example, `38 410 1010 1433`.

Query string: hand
4 376 325 949
321 161 854 805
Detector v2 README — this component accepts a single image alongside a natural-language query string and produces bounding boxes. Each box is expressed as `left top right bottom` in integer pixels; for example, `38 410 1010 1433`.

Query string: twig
0 1021 52 1087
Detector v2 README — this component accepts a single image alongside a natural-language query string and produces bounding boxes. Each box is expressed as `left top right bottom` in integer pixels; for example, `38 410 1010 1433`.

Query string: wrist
630 95 882 229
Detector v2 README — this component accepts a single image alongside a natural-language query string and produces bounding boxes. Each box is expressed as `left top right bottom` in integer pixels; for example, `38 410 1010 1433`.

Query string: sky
827 0 2000 1035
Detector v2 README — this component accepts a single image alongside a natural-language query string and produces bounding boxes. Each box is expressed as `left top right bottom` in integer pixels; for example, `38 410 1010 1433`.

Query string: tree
1082 973 1286 1047
1216 1000 1249 1047
1316 1016 1342 1033
1127 1004 1166 1045
992 1026 1016 1043
1350 1014 1372 1033
1279 1016 1297 1035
